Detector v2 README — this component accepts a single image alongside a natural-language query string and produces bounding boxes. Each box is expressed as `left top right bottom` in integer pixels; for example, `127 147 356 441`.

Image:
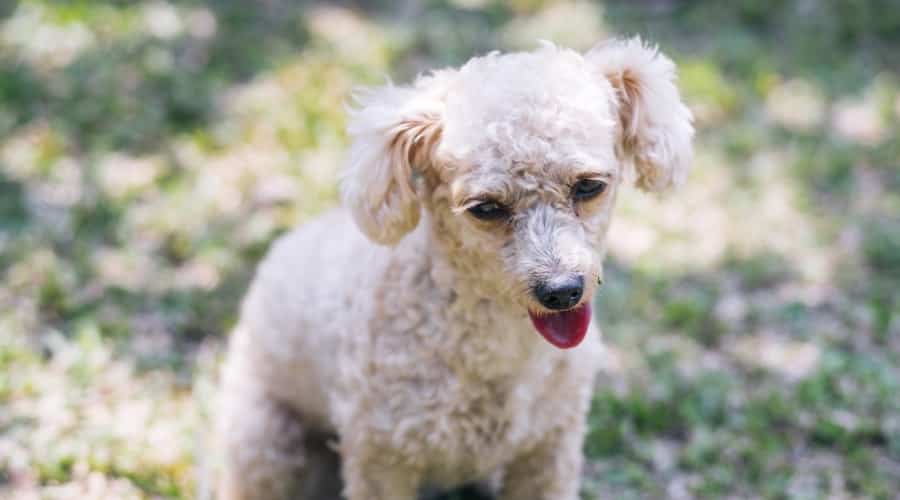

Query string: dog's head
342 38 693 348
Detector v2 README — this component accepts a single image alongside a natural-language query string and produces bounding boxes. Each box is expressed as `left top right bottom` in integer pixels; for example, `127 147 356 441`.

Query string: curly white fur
219 38 693 500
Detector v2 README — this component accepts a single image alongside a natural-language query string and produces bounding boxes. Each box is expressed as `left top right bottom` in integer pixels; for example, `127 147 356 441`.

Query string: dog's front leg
499 427 585 500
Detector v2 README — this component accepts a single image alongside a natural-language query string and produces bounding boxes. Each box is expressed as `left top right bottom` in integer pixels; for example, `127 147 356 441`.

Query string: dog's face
342 39 694 348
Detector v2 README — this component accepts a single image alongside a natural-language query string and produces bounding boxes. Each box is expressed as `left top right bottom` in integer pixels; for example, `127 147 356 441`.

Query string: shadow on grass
2 0 518 153
5 0 314 153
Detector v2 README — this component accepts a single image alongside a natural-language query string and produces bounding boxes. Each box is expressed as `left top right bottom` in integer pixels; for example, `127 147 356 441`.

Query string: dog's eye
467 201 509 221
572 179 608 201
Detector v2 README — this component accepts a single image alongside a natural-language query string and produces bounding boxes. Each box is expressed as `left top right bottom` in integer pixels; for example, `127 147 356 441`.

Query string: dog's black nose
534 276 584 311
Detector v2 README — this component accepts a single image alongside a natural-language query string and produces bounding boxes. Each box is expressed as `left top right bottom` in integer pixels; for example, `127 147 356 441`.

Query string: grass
1 0 898 498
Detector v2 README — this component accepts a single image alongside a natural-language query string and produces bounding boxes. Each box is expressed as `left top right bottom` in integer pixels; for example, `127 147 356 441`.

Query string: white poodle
219 38 694 500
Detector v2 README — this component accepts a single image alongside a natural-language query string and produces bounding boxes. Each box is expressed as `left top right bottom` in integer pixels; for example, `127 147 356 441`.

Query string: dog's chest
347 262 579 483
424 361 564 481
382 305 568 483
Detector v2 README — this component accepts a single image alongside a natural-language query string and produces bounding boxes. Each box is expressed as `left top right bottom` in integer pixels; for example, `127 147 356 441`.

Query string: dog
218 37 693 500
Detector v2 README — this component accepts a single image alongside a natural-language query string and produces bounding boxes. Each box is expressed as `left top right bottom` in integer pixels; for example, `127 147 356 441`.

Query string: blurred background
1 0 898 498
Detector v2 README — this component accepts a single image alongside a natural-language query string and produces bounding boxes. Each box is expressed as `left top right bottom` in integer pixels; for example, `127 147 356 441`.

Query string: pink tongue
528 304 592 349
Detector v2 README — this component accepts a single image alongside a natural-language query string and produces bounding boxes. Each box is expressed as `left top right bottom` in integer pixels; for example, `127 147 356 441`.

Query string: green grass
1 0 898 498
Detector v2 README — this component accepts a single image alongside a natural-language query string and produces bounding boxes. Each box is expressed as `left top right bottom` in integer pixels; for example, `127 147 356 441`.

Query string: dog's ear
586 38 694 192
341 72 451 245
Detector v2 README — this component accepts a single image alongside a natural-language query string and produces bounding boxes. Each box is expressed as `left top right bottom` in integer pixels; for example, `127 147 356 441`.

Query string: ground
1 1 899 499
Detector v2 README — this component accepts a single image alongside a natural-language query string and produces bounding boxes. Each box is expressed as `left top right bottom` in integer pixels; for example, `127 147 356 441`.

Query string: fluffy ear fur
341 71 452 245
586 37 694 192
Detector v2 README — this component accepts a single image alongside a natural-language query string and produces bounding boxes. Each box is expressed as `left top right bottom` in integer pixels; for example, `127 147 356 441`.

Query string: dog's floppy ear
586 37 694 192
341 71 451 245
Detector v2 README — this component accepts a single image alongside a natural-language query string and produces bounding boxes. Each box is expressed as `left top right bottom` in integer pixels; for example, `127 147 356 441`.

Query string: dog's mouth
528 303 591 349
